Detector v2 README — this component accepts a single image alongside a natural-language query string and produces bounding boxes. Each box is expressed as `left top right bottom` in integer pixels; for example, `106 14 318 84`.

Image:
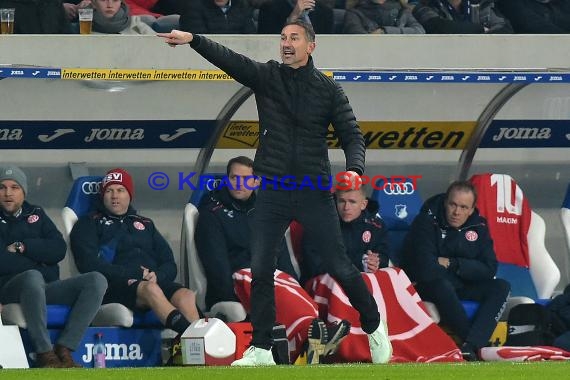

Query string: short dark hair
226 156 254 176
445 180 478 206
283 19 315 42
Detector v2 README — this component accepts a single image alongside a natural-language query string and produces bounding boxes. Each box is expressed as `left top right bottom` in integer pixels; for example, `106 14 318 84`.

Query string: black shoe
307 318 328 364
323 320 351 358
461 342 479 362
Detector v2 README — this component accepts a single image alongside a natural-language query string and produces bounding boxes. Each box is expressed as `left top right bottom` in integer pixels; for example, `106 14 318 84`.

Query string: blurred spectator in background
497 0 570 33
257 0 334 34
63 0 92 22
91 0 156 34
413 0 512 33
124 0 180 32
343 0 425 33
180 0 256 34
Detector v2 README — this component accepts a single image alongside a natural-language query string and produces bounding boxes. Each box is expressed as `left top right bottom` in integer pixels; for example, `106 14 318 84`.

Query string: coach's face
280 24 315 69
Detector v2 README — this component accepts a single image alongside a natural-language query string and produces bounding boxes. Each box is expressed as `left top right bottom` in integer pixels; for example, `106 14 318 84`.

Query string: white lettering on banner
84 128 144 142
38 128 75 142
497 216 518 224
492 127 551 141
159 128 196 142
0 129 22 141
82 343 143 362
490 174 523 216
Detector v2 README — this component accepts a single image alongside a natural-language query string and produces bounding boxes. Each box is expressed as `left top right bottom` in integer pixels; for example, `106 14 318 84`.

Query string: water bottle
93 332 106 368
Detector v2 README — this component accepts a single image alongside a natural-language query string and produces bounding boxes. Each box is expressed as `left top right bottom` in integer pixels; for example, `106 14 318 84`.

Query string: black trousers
249 188 381 349
415 277 511 349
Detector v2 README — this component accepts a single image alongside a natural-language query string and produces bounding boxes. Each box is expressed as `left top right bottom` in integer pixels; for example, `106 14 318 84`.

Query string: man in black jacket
158 20 391 366
195 156 296 309
179 0 257 34
400 180 510 360
257 0 334 34
70 168 201 337
0 166 107 368
497 0 570 33
196 156 326 363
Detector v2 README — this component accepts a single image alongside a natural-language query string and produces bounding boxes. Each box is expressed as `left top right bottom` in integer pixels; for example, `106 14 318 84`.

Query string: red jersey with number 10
470 173 531 268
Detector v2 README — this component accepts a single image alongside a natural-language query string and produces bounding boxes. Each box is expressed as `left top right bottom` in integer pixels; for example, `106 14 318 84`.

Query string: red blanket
233 269 319 361
306 267 463 363
480 346 570 361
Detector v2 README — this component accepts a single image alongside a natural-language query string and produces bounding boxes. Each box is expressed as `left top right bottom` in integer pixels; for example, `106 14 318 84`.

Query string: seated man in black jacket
413 0 512 33
257 0 334 34
400 180 510 360
0 166 107 368
179 0 256 34
70 168 201 338
497 0 570 33
195 156 321 363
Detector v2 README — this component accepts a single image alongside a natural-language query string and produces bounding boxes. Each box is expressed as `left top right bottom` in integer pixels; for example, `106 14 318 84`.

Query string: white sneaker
231 346 276 366
368 320 392 364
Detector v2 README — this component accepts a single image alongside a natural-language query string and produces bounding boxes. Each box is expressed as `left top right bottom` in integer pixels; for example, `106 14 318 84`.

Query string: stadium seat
561 183 570 263
371 176 423 267
60 175 161 328
182 174 247 322
1 304 71 329
470 173 560 304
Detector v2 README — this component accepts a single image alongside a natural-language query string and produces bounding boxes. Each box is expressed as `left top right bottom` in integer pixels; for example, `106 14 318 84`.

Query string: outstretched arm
157 30 194 47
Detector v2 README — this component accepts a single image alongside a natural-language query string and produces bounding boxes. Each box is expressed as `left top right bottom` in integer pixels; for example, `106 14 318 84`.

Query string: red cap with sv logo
101 168 134 200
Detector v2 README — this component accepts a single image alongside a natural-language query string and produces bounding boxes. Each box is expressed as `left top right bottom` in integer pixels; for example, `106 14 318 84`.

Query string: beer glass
78 8 93 35
0 8 15 34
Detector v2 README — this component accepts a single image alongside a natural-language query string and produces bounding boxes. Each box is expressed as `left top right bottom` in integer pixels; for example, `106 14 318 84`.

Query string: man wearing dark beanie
0 165 108 368
70 168 201 342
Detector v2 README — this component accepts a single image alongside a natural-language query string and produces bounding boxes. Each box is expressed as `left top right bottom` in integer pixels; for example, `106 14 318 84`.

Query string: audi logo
383 182 415 195
82 181 102 195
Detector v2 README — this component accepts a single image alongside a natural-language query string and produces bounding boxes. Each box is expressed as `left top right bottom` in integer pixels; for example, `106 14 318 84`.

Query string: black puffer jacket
413 0 513 33
497 0 570 33
189 35 365 186
179 0 256 34
0 202 66 287
70 203 177 286
400 193 497 288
